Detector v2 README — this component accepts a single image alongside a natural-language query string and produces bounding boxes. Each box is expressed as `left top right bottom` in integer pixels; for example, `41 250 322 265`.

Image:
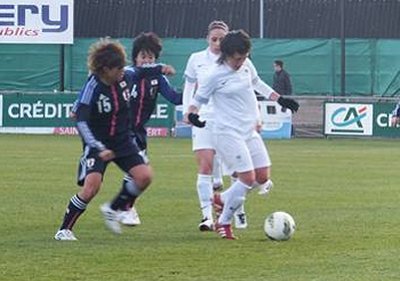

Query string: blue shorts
76 145 145 186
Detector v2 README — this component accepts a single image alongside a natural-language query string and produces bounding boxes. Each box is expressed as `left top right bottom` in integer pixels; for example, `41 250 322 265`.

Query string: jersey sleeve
125 64 163 83
190 71 216 109
159 75 183 105
247 59 275 99
70 95 79 114
184 54 197 82
75 77 106 151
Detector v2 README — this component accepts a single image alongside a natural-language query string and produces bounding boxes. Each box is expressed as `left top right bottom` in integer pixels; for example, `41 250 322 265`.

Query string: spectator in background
273 60 292 96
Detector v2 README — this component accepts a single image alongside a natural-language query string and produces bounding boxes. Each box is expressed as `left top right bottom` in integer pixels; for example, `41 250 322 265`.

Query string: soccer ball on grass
264 211 296 241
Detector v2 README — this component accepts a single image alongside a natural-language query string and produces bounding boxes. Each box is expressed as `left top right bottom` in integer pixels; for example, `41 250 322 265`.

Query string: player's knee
238 171 256 186
130 165 153 190
198 158 213 174
198 163 213 175
196 150 214 174
255 168 269 185
256 174 269 185
80 174 102 201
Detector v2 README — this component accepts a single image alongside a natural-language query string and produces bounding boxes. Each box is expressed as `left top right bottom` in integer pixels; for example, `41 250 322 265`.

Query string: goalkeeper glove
277 97 299 113
188 113 206 128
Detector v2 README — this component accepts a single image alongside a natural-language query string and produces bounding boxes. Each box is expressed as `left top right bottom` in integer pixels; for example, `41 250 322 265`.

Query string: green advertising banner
146 95 175 128
0 93 175 134
324 101 400 138
2 93 76 127
373 102 400 137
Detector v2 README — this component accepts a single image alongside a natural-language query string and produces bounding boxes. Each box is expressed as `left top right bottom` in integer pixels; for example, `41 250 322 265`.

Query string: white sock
219 180 249 225
196 174 213 220
235 203 245 215
231 176 245 215
212 155 223 186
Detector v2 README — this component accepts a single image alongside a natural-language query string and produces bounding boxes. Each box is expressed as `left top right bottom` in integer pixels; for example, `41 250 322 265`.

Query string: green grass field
1 135 400 281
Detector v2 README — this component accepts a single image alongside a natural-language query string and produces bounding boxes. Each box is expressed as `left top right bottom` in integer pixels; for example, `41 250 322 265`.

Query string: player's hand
183 113 190 124
255 120 263 133
161 65 176 76
277 97 299 113
391 116 400 127
69 111 77 120
188 113 206 128
99 149 115 161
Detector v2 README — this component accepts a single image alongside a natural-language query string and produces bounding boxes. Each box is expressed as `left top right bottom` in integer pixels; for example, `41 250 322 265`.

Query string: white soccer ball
264 211 296 241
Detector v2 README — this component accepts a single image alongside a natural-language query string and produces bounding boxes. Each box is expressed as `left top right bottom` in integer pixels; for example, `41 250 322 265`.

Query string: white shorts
192 122 215 151
214 131 271 175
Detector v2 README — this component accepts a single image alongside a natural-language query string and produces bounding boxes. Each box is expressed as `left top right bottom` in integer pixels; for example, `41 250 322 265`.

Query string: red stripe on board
358 106 367 114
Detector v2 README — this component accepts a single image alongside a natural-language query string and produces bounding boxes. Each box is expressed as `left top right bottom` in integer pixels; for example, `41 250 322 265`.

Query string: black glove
188 113 206 128
277 97 299 113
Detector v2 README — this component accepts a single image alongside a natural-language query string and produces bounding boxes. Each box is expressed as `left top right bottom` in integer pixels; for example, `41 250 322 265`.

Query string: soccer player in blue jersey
54 38 172 240
118 32 182 225
391 103 400 127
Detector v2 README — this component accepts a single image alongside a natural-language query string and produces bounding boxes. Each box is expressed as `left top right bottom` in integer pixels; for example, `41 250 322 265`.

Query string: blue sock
60 194 87 230
110 176 142 211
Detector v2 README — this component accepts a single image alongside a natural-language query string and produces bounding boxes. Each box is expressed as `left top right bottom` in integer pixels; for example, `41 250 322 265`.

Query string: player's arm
182 54 198 117
248 59 299 112
127 64 176 81
75 105 114 161
140 63 175 76
158 75 183 105
75 82 114 161
391 102 400 127
255 101 263 132
187 75 215 128
69 98 79 120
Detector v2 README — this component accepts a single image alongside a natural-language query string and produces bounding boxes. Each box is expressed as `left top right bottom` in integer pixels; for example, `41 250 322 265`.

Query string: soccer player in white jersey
187 30 299 239
182 21 229 231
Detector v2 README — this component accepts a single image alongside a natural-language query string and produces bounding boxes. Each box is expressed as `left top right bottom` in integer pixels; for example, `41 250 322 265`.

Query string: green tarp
1 39 399 95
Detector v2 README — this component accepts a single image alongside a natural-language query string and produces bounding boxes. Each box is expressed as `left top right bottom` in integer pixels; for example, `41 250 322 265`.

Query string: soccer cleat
258 180 274 195
100 203 122 234
234 212 248 229
212 182 224 192
212 192 224 221
198 218 214 232
118 206 141 226
54 229 78 241
215 223 236 240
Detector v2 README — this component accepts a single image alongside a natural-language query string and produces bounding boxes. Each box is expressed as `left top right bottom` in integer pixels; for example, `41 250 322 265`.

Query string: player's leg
248 132 273 194
101 153 151 234
231 172 248 229
212 154 224 191
192 125 215 231
118 138 149 226
117 175 142 226
111 163 152 210
195 148 215 231
213 134 254 239
55 149 106 241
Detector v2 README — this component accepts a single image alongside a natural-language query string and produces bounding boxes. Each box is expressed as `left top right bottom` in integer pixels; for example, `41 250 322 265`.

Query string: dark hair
87 37 126 75
218 29 251 64
274 60 284 67
207 20 229 34
131 32 162 65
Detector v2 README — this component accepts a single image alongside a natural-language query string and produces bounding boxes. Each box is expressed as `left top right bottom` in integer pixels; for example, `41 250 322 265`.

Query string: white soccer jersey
183 48 219 120
191 58 274 138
